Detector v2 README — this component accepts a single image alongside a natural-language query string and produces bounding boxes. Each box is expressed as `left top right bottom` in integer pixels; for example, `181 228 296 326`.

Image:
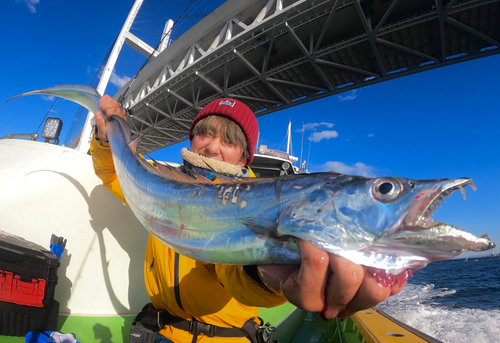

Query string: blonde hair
191 115 249 163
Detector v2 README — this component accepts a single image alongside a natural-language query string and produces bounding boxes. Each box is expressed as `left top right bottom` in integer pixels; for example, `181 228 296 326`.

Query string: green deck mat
0 304 295 343
1 315 135 343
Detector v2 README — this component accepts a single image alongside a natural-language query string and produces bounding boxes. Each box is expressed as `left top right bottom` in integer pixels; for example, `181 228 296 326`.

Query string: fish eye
379 182 393 194
372 179 402 203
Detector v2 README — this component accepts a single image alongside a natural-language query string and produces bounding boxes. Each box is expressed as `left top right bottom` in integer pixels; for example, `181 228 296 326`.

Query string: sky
1 0 499 257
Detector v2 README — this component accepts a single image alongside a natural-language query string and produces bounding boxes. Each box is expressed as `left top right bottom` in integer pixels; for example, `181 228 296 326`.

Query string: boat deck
1 304 441 342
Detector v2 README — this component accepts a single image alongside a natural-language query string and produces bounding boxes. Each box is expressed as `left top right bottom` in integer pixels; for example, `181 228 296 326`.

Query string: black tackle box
0 231 60 336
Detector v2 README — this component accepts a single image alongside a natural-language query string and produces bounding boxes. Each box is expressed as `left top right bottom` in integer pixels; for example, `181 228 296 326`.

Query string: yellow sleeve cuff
90 132 128 205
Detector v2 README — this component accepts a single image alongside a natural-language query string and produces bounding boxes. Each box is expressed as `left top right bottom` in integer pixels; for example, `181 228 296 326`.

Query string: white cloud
85 66 130 88
109 72 131 88
368 133 375 137
16 0 39 13
321 161 375 177
337 90 357 102
298 122 334 132
41 95 54 101
308 130 338 142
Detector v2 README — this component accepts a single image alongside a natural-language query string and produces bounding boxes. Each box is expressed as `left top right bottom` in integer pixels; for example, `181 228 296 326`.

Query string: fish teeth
458 185 466 200
423 182 471 229
470 182 477 191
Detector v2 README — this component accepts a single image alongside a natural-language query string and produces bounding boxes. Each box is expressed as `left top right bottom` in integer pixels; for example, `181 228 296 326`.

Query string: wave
376 283 500 343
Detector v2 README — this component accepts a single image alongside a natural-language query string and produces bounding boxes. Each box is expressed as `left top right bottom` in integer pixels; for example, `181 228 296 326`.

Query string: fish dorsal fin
114 128 211 184
213 175 235 184
198 159 235 184
129 137 141 154
156 161 213 183
141 156 211 184
183 162 221 184
146 155 174 175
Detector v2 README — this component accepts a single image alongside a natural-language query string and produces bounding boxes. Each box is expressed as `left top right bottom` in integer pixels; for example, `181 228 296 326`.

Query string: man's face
190 133 246 167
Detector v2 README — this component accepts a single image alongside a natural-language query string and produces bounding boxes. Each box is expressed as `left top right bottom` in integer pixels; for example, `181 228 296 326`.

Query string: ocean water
377 258 500 343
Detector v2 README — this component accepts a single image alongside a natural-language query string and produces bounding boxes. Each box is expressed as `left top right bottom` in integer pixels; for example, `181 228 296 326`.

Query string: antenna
299 121 304 168
306 138 312 173
286 120 292 155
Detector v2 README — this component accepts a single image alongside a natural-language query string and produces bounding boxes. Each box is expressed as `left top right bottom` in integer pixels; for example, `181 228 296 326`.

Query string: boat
486 248 500 259
252 121 301 177
462 249 500 262
0 138 150 341
2 0 499 341
0 109 437 343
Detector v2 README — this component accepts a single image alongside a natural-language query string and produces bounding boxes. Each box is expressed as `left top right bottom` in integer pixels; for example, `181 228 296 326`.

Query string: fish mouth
404 178 477 231
360 178 493 275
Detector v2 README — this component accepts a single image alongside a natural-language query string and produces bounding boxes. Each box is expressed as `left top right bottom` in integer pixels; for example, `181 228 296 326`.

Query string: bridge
111 0 500 154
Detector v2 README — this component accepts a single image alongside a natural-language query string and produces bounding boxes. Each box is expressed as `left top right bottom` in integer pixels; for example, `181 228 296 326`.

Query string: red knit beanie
189 98 258 164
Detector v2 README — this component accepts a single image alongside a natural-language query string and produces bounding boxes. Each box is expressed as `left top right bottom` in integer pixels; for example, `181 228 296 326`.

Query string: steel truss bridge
114 0 500 154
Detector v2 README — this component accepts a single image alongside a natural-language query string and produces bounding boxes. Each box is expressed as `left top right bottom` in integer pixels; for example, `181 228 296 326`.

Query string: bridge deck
114 0 500 154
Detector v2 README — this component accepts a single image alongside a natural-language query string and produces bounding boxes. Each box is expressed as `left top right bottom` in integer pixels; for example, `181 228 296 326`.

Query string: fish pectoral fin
241 217 279 238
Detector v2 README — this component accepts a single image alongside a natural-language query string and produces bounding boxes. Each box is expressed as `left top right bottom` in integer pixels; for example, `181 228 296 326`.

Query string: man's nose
205 137 221 154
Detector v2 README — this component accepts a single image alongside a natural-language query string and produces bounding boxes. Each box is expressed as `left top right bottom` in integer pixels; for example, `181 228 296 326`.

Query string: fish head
278 175 495 271
339 177 475 236
277 176 416 250
365 177 495 269
328 176 421 237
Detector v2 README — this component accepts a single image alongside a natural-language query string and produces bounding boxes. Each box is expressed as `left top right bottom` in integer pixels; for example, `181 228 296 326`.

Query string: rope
139 0 192 17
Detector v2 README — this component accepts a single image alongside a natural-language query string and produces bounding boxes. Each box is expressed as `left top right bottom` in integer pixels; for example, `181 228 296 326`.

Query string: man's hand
95 95 127 141
258 240 405 320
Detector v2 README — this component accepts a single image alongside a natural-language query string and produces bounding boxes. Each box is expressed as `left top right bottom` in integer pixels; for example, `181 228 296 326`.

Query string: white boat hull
0 139 150 316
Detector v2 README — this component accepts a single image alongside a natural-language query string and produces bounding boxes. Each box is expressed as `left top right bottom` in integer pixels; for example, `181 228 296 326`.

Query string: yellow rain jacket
90 134 286 342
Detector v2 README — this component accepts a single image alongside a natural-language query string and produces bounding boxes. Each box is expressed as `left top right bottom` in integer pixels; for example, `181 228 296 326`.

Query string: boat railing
0 133 39 141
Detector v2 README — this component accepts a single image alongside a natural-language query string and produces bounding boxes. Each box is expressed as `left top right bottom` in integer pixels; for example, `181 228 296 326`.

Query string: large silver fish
8 85 495 274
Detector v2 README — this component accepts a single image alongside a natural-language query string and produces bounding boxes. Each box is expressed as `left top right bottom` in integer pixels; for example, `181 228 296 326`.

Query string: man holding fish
91 95 405 343
9 83 493 342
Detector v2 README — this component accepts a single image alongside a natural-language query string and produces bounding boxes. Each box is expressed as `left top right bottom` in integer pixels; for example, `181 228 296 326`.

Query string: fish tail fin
6 84 101 113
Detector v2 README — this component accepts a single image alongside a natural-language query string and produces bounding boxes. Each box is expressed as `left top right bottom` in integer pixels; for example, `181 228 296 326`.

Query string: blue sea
377 258 500 343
